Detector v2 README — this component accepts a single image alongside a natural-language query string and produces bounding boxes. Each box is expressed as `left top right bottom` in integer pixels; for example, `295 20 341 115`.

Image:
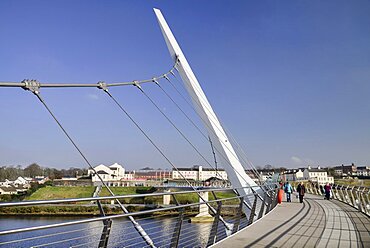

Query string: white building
88 163 132 183
0 186 18 195
303 167 334 185
13 176 29 185
259 172 273 182
284 169 304 182
357 166 369 177
172 166 228 181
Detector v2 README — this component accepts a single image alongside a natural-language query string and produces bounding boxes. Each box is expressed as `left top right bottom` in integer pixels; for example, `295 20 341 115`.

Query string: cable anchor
152 78 160 85
133 80 142 89
163 74 170 82
97 81 108 91
21 79 40 95
170 70 177 78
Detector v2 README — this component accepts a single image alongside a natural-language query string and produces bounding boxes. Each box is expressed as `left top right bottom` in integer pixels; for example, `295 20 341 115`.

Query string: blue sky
0 0 369 170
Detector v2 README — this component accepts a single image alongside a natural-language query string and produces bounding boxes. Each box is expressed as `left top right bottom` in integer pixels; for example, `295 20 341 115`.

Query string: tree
24 163 43 178
264 164 273 170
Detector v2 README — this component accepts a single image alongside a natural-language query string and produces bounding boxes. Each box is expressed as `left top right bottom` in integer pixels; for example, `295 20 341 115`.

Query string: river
0 215 219 247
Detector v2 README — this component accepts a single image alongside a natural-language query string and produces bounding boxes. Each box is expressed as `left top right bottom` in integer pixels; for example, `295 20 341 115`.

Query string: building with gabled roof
87 163 132 185
303 166 334 185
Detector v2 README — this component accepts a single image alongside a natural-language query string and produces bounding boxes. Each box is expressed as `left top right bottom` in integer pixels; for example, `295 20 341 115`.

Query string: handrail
305 183 369 216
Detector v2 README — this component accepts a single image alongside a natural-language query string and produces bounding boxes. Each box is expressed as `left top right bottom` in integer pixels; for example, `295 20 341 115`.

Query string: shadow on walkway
212 194 369 248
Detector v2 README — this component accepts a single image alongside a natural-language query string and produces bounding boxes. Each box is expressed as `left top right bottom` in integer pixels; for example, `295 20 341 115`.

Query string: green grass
25 186 240 206
26 186 95 200
100 187 148 196
334 179 370 187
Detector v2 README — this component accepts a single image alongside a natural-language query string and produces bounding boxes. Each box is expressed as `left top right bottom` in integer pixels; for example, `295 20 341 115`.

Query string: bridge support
154 8 261 213
196 191 212 217
190 191 214 222
163 189 171 205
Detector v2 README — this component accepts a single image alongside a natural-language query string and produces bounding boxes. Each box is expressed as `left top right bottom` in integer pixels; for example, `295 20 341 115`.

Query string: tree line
0 163 87 181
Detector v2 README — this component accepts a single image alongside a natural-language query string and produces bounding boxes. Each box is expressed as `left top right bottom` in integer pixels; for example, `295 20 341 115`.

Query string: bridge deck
213 194 370 248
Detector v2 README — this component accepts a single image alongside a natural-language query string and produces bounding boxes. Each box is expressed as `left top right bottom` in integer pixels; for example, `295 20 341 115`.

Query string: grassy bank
334 179 370 187
26 186 95 200
24 186 238 205
0 204 239 216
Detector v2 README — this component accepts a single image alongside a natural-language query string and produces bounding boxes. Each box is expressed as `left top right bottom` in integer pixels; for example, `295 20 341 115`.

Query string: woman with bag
296 182 306 203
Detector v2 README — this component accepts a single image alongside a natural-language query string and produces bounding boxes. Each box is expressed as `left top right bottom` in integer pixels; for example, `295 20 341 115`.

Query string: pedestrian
324 183 331 200
297 182 305 203
284 181 293 202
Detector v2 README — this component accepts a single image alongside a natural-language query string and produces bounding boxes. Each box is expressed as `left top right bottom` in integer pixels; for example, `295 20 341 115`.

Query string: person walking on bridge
297 182 306 203
284 181 293 202
324 183 331 200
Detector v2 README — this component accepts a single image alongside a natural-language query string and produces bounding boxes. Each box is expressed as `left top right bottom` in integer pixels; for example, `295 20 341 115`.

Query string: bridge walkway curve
212 194 370 248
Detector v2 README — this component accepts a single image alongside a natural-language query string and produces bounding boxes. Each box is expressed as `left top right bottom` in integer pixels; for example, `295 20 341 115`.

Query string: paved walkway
213 194 370 248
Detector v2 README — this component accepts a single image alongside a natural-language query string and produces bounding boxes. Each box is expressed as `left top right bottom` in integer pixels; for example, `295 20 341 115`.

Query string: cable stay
208 136 218 175
177 64 263 181
140 75 265 216
100 88 235 231
152 75 267 207
134 81 229 185
162 73 265 188
21 86 157 248
163 72 262 178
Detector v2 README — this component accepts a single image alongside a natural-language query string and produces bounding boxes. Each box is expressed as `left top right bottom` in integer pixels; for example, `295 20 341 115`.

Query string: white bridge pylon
154 9 260 207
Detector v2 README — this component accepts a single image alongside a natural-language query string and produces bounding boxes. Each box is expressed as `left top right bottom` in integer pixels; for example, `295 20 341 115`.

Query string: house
357 166 370 177
12 185 29 193
87 163 132 185
333 163 357 177
283 169 304 182
0 186 18 195
303 166 334 185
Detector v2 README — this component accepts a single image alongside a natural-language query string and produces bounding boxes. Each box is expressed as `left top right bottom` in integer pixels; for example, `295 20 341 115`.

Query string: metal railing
305 183 370 216
0 184 278 248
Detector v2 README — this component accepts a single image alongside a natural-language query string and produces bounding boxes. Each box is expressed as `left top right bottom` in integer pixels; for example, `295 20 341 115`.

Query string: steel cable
32 92 155 248
103 89 233 230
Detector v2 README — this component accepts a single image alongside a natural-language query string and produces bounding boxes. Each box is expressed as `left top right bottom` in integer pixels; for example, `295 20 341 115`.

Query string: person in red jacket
324 183 331 200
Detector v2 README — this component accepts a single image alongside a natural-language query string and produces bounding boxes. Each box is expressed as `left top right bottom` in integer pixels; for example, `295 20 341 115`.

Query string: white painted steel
153 9 258 207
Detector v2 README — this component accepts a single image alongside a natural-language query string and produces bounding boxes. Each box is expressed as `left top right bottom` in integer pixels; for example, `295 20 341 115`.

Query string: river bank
0 204 240 216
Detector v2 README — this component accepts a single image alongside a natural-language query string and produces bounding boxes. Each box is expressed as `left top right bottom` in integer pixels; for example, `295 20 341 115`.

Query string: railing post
344 186 351 205
359 188 368 215
355 189 362 212
232 196 244 234
365 191 370 214
349 187 356 207
265 188 273 214
270 187 280 210
339 186 345 202
248 193 258 226
331 186 338 200
170 194 184 248
96 201 112 248
206 199 222 247
306 184 312 194
258 192 267 219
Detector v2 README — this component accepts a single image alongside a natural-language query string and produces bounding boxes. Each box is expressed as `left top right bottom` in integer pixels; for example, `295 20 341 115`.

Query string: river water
0 215 225 248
